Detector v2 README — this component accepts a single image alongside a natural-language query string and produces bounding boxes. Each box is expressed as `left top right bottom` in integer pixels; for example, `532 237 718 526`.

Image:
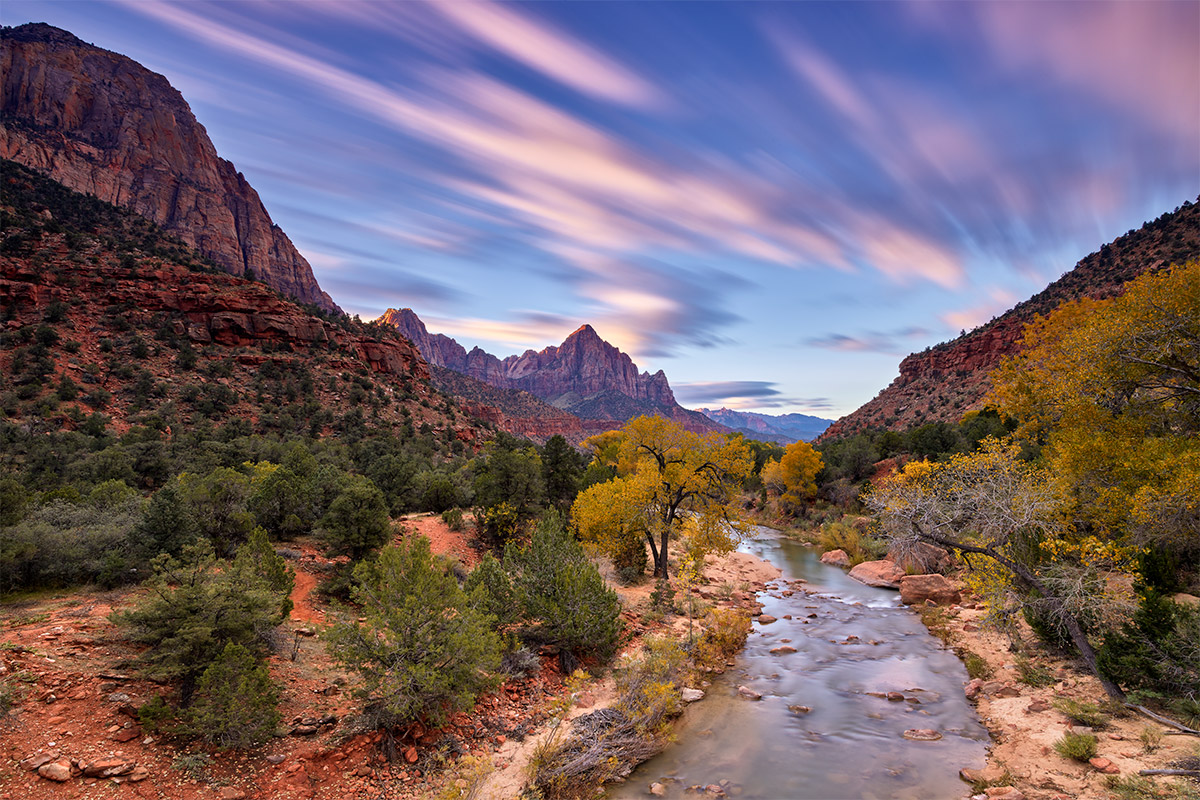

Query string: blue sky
7 1 1198 417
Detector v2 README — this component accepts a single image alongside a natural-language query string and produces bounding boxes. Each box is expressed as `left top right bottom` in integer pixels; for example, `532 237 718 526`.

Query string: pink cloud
123 0 969 296
429 0 663 110
913 0 1199 144
941 288 1017 331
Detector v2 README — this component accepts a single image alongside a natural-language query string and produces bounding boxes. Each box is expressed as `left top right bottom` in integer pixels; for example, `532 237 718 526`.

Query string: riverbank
928 601 1200 800
475 544 781 798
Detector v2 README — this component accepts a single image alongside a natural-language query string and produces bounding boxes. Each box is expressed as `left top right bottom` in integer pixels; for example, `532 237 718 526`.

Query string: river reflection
610 529 988 800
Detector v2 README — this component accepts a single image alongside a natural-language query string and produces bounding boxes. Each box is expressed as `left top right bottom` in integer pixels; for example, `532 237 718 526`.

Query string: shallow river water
611 529 989 800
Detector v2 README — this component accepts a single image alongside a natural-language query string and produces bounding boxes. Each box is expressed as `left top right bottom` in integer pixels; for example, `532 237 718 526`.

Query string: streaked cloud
676 380 835 413
941 288 1018 332
676 381 783 403
944 0 1199 143
807 325 932 356
428 0 663 109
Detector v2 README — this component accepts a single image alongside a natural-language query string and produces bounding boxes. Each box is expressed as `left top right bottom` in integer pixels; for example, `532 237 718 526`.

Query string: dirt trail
289 568 321 625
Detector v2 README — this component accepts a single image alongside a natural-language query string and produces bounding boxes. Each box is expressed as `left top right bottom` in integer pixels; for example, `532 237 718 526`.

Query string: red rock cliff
1 23 338 312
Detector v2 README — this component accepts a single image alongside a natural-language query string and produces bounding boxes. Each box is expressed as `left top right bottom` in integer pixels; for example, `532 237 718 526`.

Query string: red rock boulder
820 549 850 567
899 574 961 606
848 559 905 589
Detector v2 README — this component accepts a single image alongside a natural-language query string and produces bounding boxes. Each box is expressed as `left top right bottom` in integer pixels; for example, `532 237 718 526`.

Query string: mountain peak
382 309 729 433
566 323 602 342
3 23 87 47
1 23 339 312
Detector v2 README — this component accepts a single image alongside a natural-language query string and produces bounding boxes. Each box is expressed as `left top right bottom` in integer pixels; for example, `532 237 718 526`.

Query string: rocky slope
697 407 833 443
822 199 1200 440
381 308 726 434
0 158 478 445
1 23 338 313
429 365 620 444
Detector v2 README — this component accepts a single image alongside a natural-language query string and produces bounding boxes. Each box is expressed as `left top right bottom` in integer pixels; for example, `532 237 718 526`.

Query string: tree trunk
657 528 671 580
645 531 661 578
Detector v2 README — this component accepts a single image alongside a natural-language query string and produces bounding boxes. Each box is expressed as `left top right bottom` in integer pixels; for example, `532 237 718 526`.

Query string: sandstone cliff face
382 308 727 434
1 23 338 312
821 199 1200 440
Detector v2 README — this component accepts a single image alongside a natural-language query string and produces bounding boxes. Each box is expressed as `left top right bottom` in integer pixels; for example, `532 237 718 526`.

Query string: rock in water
820 549 850 567
848 560 906 589
902 728 943 741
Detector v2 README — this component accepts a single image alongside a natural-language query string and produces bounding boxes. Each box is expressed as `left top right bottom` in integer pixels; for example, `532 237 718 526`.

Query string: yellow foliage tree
989 259 1200 558
572 415 753 580
763 440 824 508
868 438 1127 698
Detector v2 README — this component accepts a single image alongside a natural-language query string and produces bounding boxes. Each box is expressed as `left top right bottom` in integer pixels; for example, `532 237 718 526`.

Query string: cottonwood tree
762 440 824 509
868 439 1126 698
573 415 753 581
990 260 1200 557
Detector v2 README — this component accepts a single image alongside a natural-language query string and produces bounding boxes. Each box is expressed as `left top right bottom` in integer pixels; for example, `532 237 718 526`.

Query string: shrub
529 640 685 798
475 501 522 545
465 552 520 629
441 507 464 532
1053 730 1098 761
324 536 502 728
183 642 280 748
506 515 622 664
1052 697 1111 728
136 695 175 733
113 538 292 700
0 496 144 593
692 608 751 672
818 520 885 565
320 476 391 561
1098 590 1200 701
1014 656 1057 687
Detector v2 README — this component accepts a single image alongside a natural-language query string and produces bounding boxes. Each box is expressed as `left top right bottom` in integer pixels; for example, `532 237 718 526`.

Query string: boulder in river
820 549 850 567
899 574 961 605
848 560 905 589
681 688 705 703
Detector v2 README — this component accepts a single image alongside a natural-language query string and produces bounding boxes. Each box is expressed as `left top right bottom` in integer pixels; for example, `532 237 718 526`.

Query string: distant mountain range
696 408 833 443
381 308 726 436
821 198 1200 440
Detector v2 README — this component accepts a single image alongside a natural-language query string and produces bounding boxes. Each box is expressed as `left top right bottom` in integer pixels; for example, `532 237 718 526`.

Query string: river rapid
611 528 989 800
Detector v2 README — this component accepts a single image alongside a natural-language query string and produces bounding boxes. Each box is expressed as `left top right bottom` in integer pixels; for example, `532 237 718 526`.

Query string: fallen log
1137 769 1200 777
1125 704 1200 736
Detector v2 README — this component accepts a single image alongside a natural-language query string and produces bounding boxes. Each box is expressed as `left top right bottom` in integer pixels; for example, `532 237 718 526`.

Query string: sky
6 1 1199 418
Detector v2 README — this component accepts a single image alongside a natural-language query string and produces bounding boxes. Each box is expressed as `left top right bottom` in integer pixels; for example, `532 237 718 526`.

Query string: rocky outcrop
1 23 338 312
382 308 728 434
1 256 425 384
821 199 1200 440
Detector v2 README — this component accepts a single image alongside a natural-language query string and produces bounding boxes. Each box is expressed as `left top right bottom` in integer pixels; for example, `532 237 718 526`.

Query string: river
611 528 989 799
